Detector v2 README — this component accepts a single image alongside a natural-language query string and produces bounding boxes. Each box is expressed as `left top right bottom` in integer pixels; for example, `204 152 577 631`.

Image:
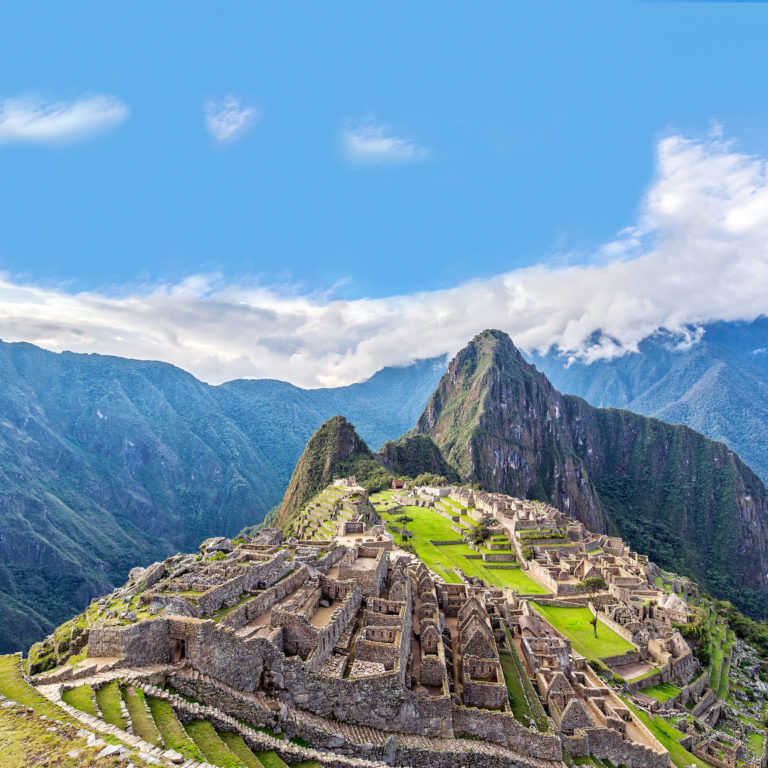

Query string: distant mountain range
531 317 768 484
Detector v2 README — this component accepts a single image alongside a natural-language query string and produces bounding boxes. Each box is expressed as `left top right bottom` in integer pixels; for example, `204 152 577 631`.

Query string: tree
413 472 447 487
468 521 491 545
576 576 607 638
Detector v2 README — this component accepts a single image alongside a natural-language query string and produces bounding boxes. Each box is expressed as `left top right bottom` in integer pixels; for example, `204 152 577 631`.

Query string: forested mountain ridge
0 342 444 653
413 330 768 620
532 318 768 484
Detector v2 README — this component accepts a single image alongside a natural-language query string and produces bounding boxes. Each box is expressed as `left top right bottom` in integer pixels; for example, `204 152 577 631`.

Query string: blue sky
2 1 768 385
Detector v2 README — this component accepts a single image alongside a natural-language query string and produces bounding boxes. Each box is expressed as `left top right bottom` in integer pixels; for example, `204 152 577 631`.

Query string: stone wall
584 726 670 768
222 566 309 630
191 551 291 616
88 617 173 665
451 703 562 760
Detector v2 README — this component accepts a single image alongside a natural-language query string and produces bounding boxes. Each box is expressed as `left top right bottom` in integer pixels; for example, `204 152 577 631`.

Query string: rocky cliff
414 330 768 619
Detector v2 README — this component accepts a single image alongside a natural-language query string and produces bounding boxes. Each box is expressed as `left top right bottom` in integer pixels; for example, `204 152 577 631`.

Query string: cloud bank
204 96 261 143
1 132 767 387
341 119 427 165
0 94 128 144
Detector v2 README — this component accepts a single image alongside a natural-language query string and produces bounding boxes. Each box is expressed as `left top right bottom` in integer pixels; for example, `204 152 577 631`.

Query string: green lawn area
184 719 244 768
62 684 99 717
219 732 267 768
0 654 76 724
640 683 682 703
255 750 289 768
146 696 204 761
122 685 162 746
94 681 127 729
380 506 547 592
624 698 713 768
531 603 635 660
499 635 548 731
748 731 765 756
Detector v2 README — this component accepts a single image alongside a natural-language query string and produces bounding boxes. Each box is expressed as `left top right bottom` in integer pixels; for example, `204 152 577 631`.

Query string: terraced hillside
0 654 326 768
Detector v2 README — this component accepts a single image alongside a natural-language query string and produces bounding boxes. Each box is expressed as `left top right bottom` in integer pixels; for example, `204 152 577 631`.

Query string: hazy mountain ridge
532 318 768 484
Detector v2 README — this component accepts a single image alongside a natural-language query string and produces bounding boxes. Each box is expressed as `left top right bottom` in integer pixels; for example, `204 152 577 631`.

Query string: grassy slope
122 684 162 746
0 654 76 723
0 701 126 768
61 684 100 717
219 731 267 768
640 683 682 703
531 603 635 660
184 719 244 768
147 696 204 761
95 680 128 729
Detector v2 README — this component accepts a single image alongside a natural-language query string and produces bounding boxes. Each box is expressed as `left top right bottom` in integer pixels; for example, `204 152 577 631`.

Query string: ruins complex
23 481 768 768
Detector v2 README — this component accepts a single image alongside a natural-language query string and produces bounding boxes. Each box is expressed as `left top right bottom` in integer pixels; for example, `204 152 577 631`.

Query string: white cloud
204 97 260 143
341 119 427 165
2 131 768 387
0 94 128 145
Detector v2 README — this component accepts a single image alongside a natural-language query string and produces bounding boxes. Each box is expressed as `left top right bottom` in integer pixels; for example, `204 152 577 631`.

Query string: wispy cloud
0 94 128 145
204 96 261 144
2 131 768 387
341 119 427 166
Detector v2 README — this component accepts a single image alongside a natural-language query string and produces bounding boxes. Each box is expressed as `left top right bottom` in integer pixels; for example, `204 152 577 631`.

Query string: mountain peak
275 415 391 530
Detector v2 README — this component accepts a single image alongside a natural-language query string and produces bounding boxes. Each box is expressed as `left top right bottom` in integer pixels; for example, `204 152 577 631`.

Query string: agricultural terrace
370 494 547 593
531 603 635 661
640 683 682 703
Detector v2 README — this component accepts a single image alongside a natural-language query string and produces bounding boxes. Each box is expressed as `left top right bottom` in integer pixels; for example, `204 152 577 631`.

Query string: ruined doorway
172 638 186 662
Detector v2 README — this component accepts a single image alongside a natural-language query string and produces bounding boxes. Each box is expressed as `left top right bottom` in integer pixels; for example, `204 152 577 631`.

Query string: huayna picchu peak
411 330 768 621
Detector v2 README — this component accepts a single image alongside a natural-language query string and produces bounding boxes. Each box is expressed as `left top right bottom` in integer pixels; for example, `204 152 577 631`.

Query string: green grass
146 696 204 761
254 751 289 768
219 732 266 768
717 655 731 699
380 506 547 592
499 649 548 730
0 654 76 723
531 603 635 660
0 700 128 768
62 684 99 718
184 720 244 767
122 685 162 746
292 762 324 768
623 698 713 768
748 731 765 756
640 683 682 703
94 681 127 729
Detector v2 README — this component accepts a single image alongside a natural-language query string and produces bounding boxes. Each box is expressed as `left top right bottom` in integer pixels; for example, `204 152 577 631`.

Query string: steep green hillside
376 433 458 482
0 343 442 653
533 319 768 484
275 415 392 530
414 330 768 619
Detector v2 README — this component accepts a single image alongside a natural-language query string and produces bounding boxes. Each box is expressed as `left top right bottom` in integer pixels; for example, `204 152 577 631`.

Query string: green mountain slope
532 320 768 484
275 415 392 530
413 330 768 619
0 343 443 653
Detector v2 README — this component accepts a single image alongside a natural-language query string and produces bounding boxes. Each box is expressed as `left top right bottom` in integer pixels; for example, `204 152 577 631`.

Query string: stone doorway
172 638 186 662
